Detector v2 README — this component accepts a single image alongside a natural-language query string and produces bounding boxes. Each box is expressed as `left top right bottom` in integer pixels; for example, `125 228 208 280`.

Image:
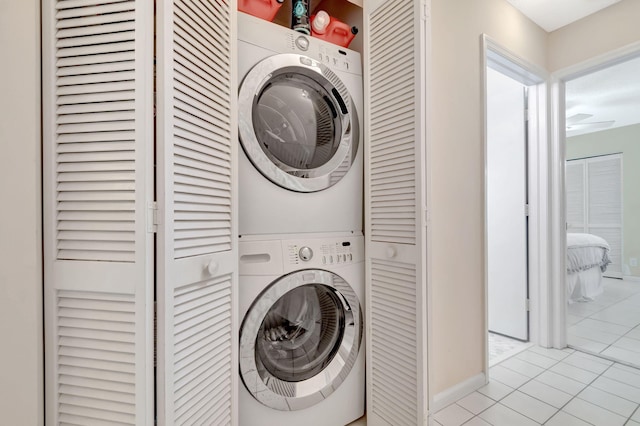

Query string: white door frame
482 35 549 375
548 41 640 348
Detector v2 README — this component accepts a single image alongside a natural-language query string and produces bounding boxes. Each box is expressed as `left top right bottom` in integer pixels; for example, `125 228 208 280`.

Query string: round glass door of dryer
239 270 362 411
238 53 359 192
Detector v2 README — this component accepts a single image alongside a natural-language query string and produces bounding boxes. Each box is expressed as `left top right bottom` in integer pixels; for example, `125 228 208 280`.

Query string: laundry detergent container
238 0 283 22
310 11 358 48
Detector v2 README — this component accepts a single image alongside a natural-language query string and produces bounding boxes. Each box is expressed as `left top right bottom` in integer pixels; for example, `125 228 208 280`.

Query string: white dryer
238 12 363 236
238 233 364 426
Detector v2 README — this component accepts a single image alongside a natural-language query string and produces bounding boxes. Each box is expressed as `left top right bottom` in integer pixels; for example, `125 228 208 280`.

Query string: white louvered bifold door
587 154 623 278
156 0 238 425
364 0 430 425
566 155 623 278
43 1 155 424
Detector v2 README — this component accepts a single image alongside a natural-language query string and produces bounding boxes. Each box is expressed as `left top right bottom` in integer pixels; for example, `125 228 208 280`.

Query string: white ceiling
565 55 640 137
506 0 621 32
506 0 639 138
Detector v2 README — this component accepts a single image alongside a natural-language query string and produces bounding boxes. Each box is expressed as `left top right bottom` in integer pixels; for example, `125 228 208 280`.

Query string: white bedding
566 233 611 303
567 233 611 274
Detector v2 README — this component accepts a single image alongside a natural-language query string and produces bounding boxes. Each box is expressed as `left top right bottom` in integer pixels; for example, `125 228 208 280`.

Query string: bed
567 233 612 303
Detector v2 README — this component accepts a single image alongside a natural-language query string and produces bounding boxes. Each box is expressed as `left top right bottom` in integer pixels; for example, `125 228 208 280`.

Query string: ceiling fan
566 113 615 131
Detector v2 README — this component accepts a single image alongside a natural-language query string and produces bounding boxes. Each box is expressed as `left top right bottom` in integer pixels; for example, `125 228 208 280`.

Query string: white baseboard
429 372 487 414
623 275 640 282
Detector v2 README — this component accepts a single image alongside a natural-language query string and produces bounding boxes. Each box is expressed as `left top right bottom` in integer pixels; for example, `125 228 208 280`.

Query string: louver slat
56 31 133 49
57 22 133 40
57 291 136 425
56 0 127 9
56 11 135 30
56 1 132 18
54 0 138 263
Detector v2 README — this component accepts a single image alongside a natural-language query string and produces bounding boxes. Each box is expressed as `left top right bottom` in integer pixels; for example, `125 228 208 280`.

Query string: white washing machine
239 233 364 426
238 12 363 236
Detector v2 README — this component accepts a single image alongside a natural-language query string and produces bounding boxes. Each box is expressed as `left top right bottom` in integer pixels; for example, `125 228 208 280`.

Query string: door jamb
481 35 549 377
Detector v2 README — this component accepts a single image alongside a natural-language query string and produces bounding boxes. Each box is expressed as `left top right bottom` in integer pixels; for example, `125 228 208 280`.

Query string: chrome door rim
238 53 359 192
239 269 363 411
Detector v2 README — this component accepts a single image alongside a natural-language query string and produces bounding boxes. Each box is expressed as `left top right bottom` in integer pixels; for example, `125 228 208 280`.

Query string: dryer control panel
286 32 359 74
238 11 362 76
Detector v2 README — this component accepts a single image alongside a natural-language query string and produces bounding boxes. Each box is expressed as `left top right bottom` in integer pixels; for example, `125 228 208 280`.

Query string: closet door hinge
147 201 158 233
526 298 531 311
524 204 530 217
421 0 429 21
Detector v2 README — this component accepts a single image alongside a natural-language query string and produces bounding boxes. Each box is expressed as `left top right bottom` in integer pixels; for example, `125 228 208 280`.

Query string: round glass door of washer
238 53 359 192
239 270 363 411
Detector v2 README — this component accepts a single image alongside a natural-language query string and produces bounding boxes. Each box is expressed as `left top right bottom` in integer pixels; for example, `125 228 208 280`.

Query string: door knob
386 246 397 259
206 261 219 276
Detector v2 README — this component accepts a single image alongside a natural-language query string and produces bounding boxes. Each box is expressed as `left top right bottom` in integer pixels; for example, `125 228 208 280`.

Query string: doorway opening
552 49 640 367
482 36 548 369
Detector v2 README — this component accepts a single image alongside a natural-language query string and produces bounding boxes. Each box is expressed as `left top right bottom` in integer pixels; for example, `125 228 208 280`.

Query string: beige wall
430 0 547 393
0 0 43 424
548 0 640 71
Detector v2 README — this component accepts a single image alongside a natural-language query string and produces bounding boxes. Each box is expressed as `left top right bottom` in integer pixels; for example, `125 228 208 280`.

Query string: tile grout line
630 405 640 424
569 346 640 370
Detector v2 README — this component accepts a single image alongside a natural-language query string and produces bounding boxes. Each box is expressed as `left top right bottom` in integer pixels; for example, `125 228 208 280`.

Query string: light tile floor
567 278 640 367
489 332 532 366
433 345 640 426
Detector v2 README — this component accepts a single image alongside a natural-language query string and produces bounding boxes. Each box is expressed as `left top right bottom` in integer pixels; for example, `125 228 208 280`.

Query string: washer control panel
239 235 364 275
285 235 363 268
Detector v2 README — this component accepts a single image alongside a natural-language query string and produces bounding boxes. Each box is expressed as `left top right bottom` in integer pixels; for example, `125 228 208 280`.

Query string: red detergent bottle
238 0 284 22
310 10 358 48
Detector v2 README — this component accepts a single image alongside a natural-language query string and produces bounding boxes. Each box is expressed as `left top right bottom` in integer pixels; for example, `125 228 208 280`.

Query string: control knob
299 246 313 261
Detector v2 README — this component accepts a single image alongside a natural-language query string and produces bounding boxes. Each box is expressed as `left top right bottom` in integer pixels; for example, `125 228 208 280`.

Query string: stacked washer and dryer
236 11 365 426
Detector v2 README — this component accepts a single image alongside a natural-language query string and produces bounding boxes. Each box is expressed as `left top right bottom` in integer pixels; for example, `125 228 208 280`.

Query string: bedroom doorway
561 55 640 367
482 36 548 367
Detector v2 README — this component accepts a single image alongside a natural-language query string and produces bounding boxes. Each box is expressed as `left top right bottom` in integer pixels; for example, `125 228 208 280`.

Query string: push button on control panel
317 241 356 264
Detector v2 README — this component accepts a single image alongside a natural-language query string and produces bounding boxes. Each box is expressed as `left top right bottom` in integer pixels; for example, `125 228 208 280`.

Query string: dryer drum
239 269 363 411
252 73 340 170
238 53 359 192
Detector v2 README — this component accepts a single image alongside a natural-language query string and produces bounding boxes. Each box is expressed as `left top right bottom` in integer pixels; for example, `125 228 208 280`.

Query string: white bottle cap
312 10 330 33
